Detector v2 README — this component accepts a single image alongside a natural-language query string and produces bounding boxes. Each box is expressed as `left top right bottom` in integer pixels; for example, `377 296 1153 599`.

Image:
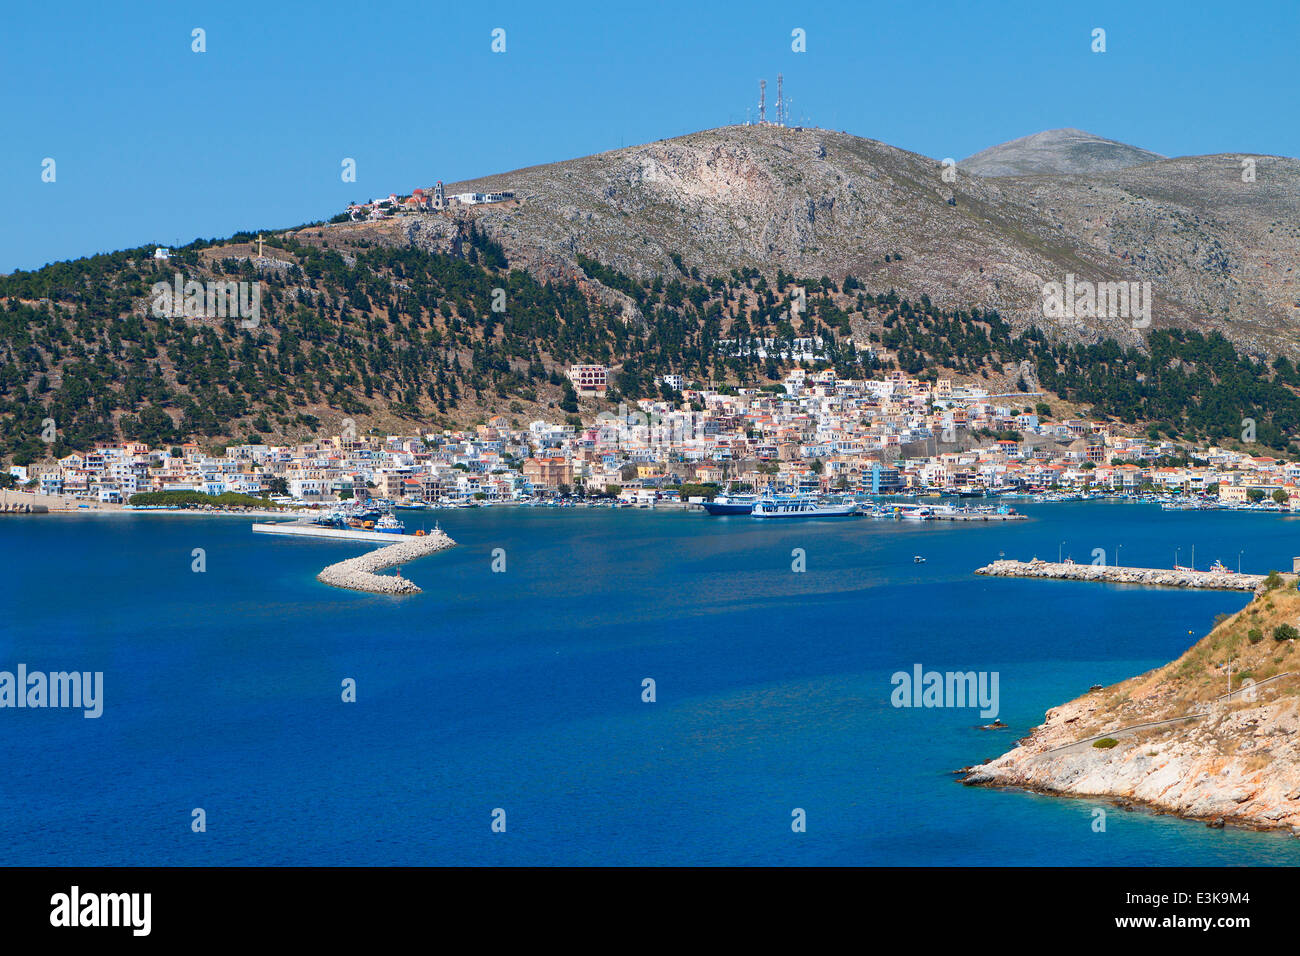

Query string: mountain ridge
959 127 1166 177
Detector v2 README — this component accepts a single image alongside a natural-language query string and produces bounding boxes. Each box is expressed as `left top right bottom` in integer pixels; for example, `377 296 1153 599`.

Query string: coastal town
6 364 1300 511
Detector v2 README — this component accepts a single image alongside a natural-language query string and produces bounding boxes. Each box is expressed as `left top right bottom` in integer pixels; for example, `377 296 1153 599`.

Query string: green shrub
1093 738 1119 749
1248 628 1264 644
1273 623 1299 642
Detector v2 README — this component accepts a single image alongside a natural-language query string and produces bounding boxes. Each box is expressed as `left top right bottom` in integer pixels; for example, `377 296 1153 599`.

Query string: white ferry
751 494 858 518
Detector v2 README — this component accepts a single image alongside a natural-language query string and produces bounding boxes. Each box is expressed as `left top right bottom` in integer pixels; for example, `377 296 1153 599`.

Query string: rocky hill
3 124 1300 459
959 128 1165 177
438 125 1300 358
964 579 1300 833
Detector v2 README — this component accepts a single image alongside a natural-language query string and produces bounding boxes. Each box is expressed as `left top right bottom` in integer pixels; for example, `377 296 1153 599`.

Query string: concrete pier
253 520 410 543
975 559 1292 592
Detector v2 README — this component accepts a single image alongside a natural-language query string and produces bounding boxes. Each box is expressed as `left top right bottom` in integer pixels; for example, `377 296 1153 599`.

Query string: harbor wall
975 559 1293 593
314 530 457 595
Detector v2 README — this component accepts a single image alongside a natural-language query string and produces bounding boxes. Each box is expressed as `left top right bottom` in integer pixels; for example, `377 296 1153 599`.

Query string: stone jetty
316 530 456 595
975 558 1288 593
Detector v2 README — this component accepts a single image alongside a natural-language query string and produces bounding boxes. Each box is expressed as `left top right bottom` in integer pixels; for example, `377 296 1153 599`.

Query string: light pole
1116 544 1123 567
1175 547 1180 569
1238 551 1244 573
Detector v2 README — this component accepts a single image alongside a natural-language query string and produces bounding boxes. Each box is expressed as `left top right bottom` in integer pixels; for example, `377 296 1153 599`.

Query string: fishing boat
890 504 934 520
1208 559 1234 574
375 513 406 534
751 493 857 518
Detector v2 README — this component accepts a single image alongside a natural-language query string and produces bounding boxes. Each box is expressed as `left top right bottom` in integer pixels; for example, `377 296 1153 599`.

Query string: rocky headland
964 581 1300 833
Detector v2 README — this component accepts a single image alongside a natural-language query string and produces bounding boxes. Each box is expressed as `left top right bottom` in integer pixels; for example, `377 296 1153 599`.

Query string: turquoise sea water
2 500 1299 865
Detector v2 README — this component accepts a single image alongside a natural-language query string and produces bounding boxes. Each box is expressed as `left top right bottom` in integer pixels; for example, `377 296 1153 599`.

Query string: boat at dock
375 513 406 534
702 493 758 515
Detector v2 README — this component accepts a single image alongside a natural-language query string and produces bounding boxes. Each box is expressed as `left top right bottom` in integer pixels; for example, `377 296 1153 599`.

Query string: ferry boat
751 494 858 518
702 493 758 516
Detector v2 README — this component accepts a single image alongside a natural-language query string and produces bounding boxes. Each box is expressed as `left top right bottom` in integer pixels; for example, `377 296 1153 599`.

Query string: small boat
1208 559 1234 574
913 555 926 564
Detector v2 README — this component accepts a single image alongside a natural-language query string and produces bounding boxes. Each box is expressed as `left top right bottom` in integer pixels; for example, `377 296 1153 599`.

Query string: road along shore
315 530 457 595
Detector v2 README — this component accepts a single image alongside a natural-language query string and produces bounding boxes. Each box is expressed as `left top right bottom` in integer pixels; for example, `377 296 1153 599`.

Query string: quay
975 559 1293 592
253 519 411 543
926 512 1026 522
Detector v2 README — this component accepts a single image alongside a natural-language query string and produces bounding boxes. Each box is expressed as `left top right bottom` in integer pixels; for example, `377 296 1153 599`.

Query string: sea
2 499 1299 865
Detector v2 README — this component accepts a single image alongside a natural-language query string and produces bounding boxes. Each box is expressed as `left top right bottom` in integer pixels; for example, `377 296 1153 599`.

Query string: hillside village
343 181 516 222
9 364 1300 508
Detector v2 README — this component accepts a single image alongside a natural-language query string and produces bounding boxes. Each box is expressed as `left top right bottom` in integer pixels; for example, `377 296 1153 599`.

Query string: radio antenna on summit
776 73 784 126
758 79 766 125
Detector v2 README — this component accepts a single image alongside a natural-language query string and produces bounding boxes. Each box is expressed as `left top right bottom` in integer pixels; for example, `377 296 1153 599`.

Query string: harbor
702 490 1027 521
975 558 1295 592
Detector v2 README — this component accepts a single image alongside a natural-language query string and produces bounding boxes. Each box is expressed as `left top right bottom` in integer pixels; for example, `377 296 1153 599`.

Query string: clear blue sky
3 0 1296 273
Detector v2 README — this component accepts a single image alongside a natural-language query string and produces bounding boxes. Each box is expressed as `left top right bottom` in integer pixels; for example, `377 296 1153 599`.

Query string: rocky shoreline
976 558 1275 592
963 687 1300 833
316 531 456 595
963 585 1300 834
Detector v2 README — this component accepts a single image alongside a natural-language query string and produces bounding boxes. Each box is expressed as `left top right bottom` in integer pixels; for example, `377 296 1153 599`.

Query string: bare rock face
964 586 1300 832
959 128 1166 178
408 125 1300 357
965 693 1300 831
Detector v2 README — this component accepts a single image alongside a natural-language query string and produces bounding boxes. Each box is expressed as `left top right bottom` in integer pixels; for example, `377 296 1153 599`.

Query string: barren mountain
425 125 1300 357
959 128 1165 177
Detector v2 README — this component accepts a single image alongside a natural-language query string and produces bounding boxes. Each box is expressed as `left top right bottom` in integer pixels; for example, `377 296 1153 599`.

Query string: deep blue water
2 500 1300 865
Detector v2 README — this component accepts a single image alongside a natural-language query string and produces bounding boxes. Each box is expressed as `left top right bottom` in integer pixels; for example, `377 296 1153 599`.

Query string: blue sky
3 0 1296 272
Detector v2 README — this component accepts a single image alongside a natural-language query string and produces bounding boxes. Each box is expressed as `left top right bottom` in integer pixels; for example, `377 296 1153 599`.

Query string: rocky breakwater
316 530 456 595
976 558 1275 592
963 583 1300 833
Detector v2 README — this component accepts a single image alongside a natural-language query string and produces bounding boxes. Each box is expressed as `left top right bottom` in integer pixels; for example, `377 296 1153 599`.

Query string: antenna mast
776 73 784 126
758 79 766 125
